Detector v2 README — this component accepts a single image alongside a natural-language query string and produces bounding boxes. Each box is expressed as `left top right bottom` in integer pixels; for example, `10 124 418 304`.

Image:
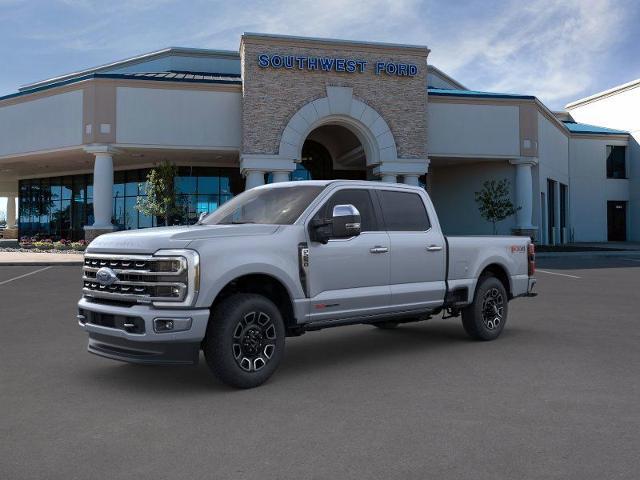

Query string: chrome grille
83 253 188 304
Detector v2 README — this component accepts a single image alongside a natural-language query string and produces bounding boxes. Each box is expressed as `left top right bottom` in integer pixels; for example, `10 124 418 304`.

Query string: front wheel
461 276 508 341
204 293 285 388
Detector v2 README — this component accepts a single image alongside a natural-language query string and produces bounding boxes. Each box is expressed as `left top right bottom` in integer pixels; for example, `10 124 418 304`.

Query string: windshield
200 185 325 225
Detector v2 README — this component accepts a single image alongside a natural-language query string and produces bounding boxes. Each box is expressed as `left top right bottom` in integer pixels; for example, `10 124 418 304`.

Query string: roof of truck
258 179 424 191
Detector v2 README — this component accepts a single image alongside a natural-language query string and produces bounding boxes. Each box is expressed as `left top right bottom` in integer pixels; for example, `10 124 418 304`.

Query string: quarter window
606 146 626 179
317 189 378 231
378 190 430 231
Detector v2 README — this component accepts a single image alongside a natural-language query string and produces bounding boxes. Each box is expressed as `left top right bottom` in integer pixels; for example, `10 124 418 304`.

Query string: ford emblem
95 267 119 287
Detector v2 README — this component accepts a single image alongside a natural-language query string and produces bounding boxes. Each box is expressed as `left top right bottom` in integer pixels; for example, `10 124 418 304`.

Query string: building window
18 166 242 240
606 146 626 179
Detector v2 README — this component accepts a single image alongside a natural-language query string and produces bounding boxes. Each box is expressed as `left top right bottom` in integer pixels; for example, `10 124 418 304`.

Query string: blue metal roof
0 71 242 102
428 87 535 100
562 121 628 135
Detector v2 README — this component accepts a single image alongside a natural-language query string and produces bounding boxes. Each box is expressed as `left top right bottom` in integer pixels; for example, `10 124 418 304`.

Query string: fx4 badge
510 245 526 254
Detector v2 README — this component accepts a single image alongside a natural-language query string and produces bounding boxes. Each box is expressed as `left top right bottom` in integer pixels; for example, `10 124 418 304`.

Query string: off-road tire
461 276 508 341
204 293 285 388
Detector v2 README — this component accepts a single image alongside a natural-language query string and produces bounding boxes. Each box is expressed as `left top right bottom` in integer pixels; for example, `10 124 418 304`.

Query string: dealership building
0 33 637 243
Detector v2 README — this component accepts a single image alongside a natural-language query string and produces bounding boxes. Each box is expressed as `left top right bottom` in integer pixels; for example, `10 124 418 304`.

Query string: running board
296 310 434 333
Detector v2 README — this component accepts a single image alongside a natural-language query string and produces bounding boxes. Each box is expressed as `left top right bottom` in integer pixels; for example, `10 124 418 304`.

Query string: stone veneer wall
240 36 429 160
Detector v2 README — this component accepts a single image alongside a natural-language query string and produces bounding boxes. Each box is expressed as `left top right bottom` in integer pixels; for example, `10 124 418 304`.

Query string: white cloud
427 0 628 107
2 0 635 109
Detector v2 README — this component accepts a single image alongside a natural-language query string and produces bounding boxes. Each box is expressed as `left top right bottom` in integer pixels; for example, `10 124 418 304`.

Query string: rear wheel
204 293 285 388
461 276 508 341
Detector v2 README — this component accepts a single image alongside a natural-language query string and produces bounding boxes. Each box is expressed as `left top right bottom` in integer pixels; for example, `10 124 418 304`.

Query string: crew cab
78 180 536 388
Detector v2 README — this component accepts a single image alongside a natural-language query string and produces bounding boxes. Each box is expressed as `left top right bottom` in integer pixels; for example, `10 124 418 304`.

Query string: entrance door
305 187 390 322
607 201 627 241
547 179 556 243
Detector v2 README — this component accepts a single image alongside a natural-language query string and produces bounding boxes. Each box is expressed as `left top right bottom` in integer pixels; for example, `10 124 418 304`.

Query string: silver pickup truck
78 180 536 388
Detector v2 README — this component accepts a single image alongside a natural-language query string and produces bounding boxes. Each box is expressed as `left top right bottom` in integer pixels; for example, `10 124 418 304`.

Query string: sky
1 0 640 215
1 0 639 108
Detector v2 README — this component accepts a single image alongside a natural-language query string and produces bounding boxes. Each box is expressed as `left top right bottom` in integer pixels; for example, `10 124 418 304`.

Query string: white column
240 154 295 191
84 146 117 232
6 195 17 229
381 174 397 183
245 170 265 190
510 158 537 230
271 171 290 183
403 174 420 186
92 152 114 228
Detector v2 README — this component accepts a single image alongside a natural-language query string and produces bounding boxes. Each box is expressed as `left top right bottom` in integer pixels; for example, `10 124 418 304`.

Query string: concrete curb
537 251 640 258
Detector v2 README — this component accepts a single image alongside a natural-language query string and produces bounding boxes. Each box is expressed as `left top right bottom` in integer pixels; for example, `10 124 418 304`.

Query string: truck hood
86 224 280 254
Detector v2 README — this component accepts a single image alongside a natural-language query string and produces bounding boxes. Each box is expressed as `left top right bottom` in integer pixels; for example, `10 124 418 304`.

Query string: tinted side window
317 189 378 231
378 190 430 231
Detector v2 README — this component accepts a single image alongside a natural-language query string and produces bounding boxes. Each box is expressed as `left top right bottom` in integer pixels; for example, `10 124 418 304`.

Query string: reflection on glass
113 197 125 229
18 168 239 239
125 197 137 230
62 178 73 200
198 176 219 194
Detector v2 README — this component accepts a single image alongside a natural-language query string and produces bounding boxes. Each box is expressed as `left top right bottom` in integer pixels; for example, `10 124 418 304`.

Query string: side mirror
197 211 208 224
331 204 361 238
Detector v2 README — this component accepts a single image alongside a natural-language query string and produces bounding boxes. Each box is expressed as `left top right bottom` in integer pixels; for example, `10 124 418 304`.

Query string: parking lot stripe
0 266 52 286
536 269 581 279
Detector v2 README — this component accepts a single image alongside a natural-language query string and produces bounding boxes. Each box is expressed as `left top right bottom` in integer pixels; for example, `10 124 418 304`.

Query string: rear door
375 189 446 311
305 187 391 322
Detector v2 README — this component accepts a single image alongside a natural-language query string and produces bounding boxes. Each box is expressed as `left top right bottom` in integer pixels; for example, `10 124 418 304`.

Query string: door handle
370 246 389 254
426 245 443 252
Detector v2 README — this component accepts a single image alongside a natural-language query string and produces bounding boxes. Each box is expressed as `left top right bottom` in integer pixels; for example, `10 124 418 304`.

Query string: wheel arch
477 263 512 299
208 273 297 331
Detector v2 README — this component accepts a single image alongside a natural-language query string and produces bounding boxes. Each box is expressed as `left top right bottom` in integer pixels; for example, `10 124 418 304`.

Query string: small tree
474 179 519 235
136 161 182 226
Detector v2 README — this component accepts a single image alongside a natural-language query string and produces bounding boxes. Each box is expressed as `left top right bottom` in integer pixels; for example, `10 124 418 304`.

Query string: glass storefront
19 166 242 240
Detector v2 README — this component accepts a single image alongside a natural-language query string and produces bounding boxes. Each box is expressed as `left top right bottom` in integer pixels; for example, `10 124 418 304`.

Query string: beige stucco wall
0 90 83 157
427 101 520 157
240 35 428 160
567 85 639 241
116 86 242 148
430 161 517 235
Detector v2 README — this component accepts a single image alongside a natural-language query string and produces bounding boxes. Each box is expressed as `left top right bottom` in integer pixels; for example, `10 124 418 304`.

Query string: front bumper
77 297 210 365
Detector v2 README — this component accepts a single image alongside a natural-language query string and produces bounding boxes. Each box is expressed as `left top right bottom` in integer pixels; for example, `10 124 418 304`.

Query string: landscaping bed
0 237 88 254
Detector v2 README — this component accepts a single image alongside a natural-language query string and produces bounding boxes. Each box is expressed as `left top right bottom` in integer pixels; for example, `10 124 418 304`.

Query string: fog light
153 317 192 333
154 319 174 331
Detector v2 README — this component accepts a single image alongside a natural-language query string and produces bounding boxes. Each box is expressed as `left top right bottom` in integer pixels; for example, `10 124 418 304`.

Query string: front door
305 188 390 322
375 189 446 310
607 201 627 241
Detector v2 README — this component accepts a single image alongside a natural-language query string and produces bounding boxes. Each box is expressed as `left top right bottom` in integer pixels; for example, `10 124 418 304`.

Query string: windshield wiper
229 220 256 224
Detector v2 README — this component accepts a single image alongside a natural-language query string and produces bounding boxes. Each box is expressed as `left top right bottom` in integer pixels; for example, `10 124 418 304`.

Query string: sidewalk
0 251 84 266
536 242 640 258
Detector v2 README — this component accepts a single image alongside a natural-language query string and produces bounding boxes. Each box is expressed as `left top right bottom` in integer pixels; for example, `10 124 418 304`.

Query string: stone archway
278 86 398 169
240 85 429 188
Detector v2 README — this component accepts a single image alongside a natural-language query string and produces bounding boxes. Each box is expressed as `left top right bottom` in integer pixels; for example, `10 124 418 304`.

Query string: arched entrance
299 124 368 180
241 86 428 189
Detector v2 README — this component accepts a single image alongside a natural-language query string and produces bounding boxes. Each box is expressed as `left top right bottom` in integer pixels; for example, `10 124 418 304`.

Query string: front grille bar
83 253 188 304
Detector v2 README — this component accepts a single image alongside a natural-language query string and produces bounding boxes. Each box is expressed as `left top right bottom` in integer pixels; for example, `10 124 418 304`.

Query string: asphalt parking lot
1 257 639 479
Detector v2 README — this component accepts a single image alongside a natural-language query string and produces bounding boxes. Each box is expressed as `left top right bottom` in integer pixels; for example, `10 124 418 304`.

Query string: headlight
152 249 200 308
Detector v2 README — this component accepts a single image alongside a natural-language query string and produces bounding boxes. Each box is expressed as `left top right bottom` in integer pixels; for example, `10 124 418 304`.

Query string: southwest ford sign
257 54 418 77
